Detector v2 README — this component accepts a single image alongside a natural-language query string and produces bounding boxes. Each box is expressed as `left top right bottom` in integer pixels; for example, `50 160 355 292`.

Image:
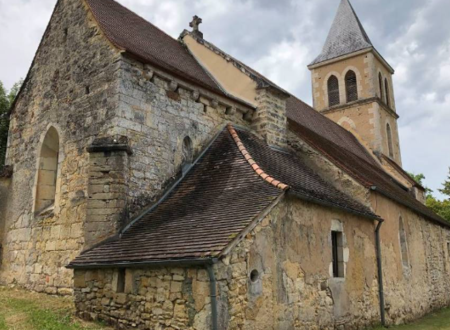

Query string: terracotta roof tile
228 125 289 191
69 129 282 267
236 128 377 219
69 126 376 268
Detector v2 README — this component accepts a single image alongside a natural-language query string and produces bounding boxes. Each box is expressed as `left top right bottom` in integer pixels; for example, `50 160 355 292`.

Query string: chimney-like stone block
252 87 288 148
85 136 131 249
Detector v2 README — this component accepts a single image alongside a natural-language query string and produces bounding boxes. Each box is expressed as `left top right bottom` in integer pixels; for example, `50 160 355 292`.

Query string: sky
0 0 449 199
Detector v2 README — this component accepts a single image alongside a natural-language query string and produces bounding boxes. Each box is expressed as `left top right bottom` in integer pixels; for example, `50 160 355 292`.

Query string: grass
0 286 111 330
372 308 450 330
1 286 449 330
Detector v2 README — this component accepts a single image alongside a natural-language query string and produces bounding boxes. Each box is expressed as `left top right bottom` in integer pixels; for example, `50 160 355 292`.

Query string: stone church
0 0 449 329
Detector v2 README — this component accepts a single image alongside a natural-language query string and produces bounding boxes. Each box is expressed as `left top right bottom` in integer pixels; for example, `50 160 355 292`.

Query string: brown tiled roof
288 119 449 227
69 129 283 267
228 125 289 191
68 126 376 268
236 128 377 219
85 0 223 94
379 153 425 190
286 96 378 165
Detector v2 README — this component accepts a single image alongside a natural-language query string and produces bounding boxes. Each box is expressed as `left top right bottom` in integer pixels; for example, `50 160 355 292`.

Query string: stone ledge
87 136 133 155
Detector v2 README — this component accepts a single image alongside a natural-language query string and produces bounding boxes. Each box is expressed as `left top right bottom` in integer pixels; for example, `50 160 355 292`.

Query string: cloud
0 0 449 198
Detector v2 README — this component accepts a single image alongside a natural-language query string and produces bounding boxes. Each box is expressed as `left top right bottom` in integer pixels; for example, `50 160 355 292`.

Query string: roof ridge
227 125 289 191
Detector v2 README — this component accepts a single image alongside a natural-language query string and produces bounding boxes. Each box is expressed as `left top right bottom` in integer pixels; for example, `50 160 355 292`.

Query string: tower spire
310 0 373 66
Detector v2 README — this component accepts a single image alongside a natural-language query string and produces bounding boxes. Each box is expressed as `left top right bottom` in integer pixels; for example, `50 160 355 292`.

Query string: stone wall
372 194 450 325
74 197 382 330
252 88 288 148
74 192 450 330
0 0 122 293
108 56 253 215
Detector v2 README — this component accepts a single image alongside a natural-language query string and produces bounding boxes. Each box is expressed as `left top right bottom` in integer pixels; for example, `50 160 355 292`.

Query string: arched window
399 217 409 268
386 123 394 158
385 78 390 108
181 136 193 174
345 70 358 102
35 127 60 213
378 73 384 102
327 75 340 107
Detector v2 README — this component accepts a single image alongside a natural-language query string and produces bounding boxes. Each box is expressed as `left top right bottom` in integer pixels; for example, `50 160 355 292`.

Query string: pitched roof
310 0 373 66
68 126 376 268
288 119 449 227
286 96 378 165
85 0 223 94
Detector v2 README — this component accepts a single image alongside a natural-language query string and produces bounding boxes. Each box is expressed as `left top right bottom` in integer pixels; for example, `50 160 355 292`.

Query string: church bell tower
308 0 402 165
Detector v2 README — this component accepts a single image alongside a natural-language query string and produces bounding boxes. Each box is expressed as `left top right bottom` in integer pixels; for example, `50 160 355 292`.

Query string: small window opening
399 217 409 268
345 70 358 102
378 73 384 102
385 78 391 108
0 244 3 266
116 268 126 293
386 123 394 158
181 136 193 174
85 86 90 95
250 269 259 283
35 127 60 213
332 231 344 278
327 75 340 107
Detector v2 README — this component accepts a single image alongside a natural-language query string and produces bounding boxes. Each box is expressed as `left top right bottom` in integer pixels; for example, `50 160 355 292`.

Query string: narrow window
345 70 358 102
399 217 409 268
116 268 126 293
327 75 340 107
447 242 450 259
0 244 3 266
35 127 60 213
331 231 344 278
181 136 193 174
378 73 384 102
386 123 394 158
385 78 391 108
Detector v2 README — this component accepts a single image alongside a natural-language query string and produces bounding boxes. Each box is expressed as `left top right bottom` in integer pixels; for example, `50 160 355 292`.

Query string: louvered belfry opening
327 75 340 107
345 70 358 102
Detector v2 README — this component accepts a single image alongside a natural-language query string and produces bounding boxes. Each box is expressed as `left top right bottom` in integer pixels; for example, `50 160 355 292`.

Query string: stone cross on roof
190 15 203 39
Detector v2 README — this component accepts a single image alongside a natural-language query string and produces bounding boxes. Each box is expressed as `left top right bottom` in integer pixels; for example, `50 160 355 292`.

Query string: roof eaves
67 257 217 270
308 47 372 69
378 153 425 190
288 189 380 221
371 186 450 228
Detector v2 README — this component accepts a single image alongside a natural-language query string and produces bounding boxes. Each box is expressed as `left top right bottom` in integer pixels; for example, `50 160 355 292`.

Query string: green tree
0 79 22 166
407 172 433 196
438 168 450 198
409 172 450 223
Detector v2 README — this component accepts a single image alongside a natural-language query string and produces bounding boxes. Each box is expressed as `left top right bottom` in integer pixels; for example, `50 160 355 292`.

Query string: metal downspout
375 220 386 327
206 263 218 330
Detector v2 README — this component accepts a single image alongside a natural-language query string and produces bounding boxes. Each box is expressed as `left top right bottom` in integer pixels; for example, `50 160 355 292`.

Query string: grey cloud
0 0 449 198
